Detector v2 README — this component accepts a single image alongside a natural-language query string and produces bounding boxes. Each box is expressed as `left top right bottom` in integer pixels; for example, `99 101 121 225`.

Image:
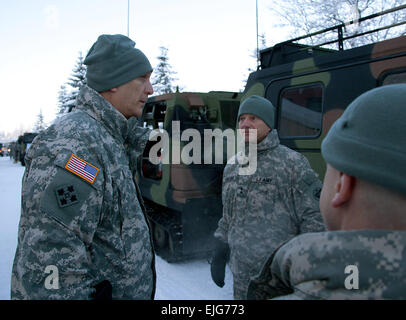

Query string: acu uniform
11 85 156 299
248 230 406 299
214 129 325 299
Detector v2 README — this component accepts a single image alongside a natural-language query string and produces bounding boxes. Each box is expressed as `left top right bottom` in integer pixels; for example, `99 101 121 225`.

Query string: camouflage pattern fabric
248 230 406 300
11 85 156 300
214 130 325 299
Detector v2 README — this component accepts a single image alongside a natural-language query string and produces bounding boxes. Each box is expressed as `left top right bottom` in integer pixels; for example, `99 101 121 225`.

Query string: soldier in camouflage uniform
248 84 406 299
11 34 156 299
210 96 325 300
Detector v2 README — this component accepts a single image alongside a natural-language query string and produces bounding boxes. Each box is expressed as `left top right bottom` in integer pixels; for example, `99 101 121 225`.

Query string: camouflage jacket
247 230 406 300
214 130 325 296
11 85 156 300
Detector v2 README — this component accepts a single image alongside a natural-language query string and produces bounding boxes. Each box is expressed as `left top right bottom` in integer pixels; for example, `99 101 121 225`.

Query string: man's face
114 72 153 118
238 113 271 143
320 164 341 230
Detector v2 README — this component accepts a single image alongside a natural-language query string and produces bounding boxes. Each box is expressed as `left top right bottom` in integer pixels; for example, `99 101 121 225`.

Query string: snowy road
0 157 233 300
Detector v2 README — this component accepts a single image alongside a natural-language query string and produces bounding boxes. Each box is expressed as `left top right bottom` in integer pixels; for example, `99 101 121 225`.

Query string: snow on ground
0 157 24 300
0 156 233 300
155 255 233 300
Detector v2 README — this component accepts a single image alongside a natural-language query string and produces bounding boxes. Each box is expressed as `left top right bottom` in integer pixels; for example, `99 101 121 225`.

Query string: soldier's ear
331 173 355 208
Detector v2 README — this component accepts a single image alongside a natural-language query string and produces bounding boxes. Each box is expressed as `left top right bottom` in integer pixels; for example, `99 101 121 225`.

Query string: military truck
243 4 406 179
137 91 241 261
15 132 38 166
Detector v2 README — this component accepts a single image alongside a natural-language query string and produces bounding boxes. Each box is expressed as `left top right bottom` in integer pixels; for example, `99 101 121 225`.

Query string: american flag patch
65 154 100 184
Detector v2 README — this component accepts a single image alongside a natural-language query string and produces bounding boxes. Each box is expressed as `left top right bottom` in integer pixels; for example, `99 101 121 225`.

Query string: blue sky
0 0 287 139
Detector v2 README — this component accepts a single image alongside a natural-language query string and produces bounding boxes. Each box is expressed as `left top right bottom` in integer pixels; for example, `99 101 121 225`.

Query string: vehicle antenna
127 0 130 37
256 0 260 69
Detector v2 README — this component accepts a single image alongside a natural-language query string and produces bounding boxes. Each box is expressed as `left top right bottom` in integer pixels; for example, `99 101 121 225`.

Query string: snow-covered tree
152 46 179 95
57 84 76 115
33 109 46 133
68 51 87 90
57 51 87 115
269 0 406 49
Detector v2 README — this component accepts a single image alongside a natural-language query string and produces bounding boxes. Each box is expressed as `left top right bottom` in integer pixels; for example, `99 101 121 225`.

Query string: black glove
90 280 112 300
210 239 230 288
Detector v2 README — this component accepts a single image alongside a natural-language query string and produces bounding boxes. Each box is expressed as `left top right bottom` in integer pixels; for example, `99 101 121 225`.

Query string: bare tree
269 0 406 49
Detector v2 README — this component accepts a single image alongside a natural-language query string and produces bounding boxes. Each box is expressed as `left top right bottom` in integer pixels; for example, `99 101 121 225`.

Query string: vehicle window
278 84 323 138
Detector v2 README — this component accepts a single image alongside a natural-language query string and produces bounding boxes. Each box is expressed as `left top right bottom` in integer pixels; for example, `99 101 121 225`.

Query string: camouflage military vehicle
16 132 38 166
137 91 241 261
243 5 406 179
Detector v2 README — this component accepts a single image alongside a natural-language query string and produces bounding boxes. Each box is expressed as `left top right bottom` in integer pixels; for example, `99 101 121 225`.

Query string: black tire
153 223 168 249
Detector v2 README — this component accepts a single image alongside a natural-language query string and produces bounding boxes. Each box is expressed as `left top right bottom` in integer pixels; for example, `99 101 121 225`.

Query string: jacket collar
257 129 280 152
76 85 129 144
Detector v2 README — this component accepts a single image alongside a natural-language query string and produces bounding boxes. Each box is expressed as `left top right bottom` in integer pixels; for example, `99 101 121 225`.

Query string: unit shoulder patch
55 184 79 208
40 167 94 228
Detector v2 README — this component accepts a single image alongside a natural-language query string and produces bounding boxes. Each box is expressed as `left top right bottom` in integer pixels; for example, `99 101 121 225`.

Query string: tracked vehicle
137 91 241 261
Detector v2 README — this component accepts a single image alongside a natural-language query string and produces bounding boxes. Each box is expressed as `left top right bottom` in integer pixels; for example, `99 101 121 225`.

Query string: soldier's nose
146 80 154 95
239 120 248 128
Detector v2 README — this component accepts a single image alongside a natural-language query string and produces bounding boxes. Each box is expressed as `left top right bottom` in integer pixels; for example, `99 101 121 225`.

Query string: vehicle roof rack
261 4 406 69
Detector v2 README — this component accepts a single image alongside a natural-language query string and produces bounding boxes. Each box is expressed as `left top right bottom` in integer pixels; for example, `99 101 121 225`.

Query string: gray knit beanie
237 95 275 129
84 34 152 92
322 84 406 195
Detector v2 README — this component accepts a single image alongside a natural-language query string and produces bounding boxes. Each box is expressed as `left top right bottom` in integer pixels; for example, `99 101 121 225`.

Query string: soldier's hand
90 280 112 300
210 239 230 288
211 258 226 287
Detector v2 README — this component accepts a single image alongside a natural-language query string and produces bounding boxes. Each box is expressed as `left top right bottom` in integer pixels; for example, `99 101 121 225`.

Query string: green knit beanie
237 95 275 129
322 84 406 195
84 34 152 92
